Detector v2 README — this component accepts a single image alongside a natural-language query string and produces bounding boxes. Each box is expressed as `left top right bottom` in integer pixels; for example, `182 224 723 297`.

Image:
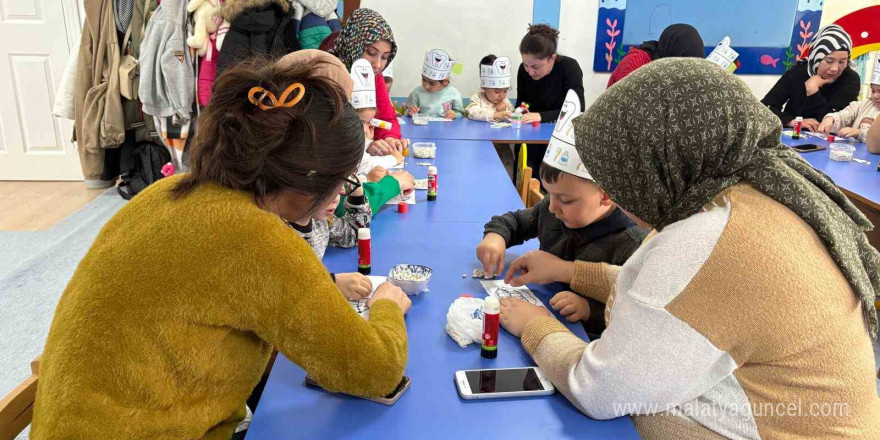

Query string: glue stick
792 116 803 140
357 228 371 275
370 118 392 130
427 166 438 201
481 296 500 359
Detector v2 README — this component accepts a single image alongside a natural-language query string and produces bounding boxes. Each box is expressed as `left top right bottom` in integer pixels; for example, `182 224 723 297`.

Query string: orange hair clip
248 83 306 111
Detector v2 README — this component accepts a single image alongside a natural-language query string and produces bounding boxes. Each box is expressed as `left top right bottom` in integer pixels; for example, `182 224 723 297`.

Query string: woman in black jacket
761 24 859 131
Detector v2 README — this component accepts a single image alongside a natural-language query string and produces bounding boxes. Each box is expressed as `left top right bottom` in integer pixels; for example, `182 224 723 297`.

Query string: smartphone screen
792 144 820 152
464 368 545 394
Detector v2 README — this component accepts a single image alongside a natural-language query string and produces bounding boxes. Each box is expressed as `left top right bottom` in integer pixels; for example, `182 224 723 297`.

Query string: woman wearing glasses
31 55 411 440
762 24 860 132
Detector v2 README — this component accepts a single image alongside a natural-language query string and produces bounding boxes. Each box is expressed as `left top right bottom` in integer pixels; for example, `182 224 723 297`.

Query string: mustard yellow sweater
31 175 408 440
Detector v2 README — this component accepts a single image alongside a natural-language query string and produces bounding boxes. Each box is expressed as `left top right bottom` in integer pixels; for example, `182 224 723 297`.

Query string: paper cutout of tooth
351 58 376 109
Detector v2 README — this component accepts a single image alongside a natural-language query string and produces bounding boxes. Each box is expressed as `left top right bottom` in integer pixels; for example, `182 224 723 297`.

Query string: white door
0 0 82 180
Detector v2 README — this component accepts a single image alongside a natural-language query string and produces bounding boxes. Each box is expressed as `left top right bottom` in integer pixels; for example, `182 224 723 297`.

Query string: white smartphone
455 367 555 400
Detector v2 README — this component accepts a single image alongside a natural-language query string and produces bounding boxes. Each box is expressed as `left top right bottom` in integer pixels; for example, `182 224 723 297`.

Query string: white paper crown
422 49 455 81
350 59 376 110
543 90 592 180
382 62 393 79
480 56 512 88
706 36 738 71
872 55 880 86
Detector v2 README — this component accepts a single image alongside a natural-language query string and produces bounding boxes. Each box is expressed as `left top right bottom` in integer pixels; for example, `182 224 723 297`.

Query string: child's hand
476 233 507 277
390 148 404 165
493 111 511 121
407 106 420 116
495 101 510 112
817 117 834 134
549 291 591 323
521 112 541 124
389 170 415 195
336 272 373 299
367 166 388 182
444 109 457 120
838 127 861 138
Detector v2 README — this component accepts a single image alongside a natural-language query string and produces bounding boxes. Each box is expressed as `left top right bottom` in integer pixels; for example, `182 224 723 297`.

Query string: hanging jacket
74 0 126 152
198 38 220 106
216 0 296 74
292 0 341 50
122 0 160 142
139 0 195 120
53 40 80 121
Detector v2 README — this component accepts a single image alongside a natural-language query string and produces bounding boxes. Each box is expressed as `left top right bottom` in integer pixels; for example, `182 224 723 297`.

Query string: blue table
246 220 641 439
401 116 555 143
246 136 641 438
377 140 525 223
782 135 880 209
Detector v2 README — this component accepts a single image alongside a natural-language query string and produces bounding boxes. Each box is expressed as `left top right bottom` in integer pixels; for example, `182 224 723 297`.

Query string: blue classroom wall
620 0 799 47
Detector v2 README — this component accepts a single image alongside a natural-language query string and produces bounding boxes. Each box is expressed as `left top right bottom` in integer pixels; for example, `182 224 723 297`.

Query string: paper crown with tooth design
480 56 511 88
350 59 376 110
542 89 592 180
422 49 455 81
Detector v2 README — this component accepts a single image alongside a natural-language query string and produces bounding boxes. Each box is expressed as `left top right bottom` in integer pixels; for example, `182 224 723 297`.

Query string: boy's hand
476 233 507 277
389 170 415 194
505 250 573 287
549 291 591 323
367 166 388 183
838 127 861 138
444 109 457 120
495 101 510 112
493 111 511 121
801 118 820 132
407 106 420 116
336 272 373 299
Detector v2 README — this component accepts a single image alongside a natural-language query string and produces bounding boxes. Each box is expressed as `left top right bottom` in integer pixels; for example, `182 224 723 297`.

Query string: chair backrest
0 355 41 440
518 166 533 206
526 178 544 208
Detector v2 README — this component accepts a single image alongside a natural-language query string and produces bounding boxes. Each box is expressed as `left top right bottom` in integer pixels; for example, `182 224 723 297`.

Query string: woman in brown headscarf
500 58 879 439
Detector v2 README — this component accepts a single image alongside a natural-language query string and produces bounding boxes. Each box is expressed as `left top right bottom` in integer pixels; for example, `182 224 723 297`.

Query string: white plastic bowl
829 143 855 162
412 142 436 158
412 114 429 125
387 264 433 295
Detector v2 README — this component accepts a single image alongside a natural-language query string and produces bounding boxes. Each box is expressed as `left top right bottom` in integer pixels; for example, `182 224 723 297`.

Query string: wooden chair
0 355 41 440
526 178 544 208
517 166 533 206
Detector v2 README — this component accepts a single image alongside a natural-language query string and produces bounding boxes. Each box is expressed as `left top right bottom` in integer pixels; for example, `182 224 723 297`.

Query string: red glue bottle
427 166 438 201
481 296 500 359
357 228 371 275
792 116 803 140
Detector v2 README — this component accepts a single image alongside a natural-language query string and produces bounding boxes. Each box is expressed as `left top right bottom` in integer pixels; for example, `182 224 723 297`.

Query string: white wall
364 0 788 105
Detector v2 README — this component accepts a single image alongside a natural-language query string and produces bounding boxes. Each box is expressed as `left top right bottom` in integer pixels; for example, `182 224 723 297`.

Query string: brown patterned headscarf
573 58 879 337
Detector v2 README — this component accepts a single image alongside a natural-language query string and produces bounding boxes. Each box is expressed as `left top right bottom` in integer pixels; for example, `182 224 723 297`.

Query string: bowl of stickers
388 264 433 295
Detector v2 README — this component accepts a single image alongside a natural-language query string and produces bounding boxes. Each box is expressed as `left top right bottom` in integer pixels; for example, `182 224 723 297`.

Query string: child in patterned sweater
287 179 374 300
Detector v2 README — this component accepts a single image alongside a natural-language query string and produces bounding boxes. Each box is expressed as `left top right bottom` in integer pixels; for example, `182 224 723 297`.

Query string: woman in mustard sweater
31 57 411 440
